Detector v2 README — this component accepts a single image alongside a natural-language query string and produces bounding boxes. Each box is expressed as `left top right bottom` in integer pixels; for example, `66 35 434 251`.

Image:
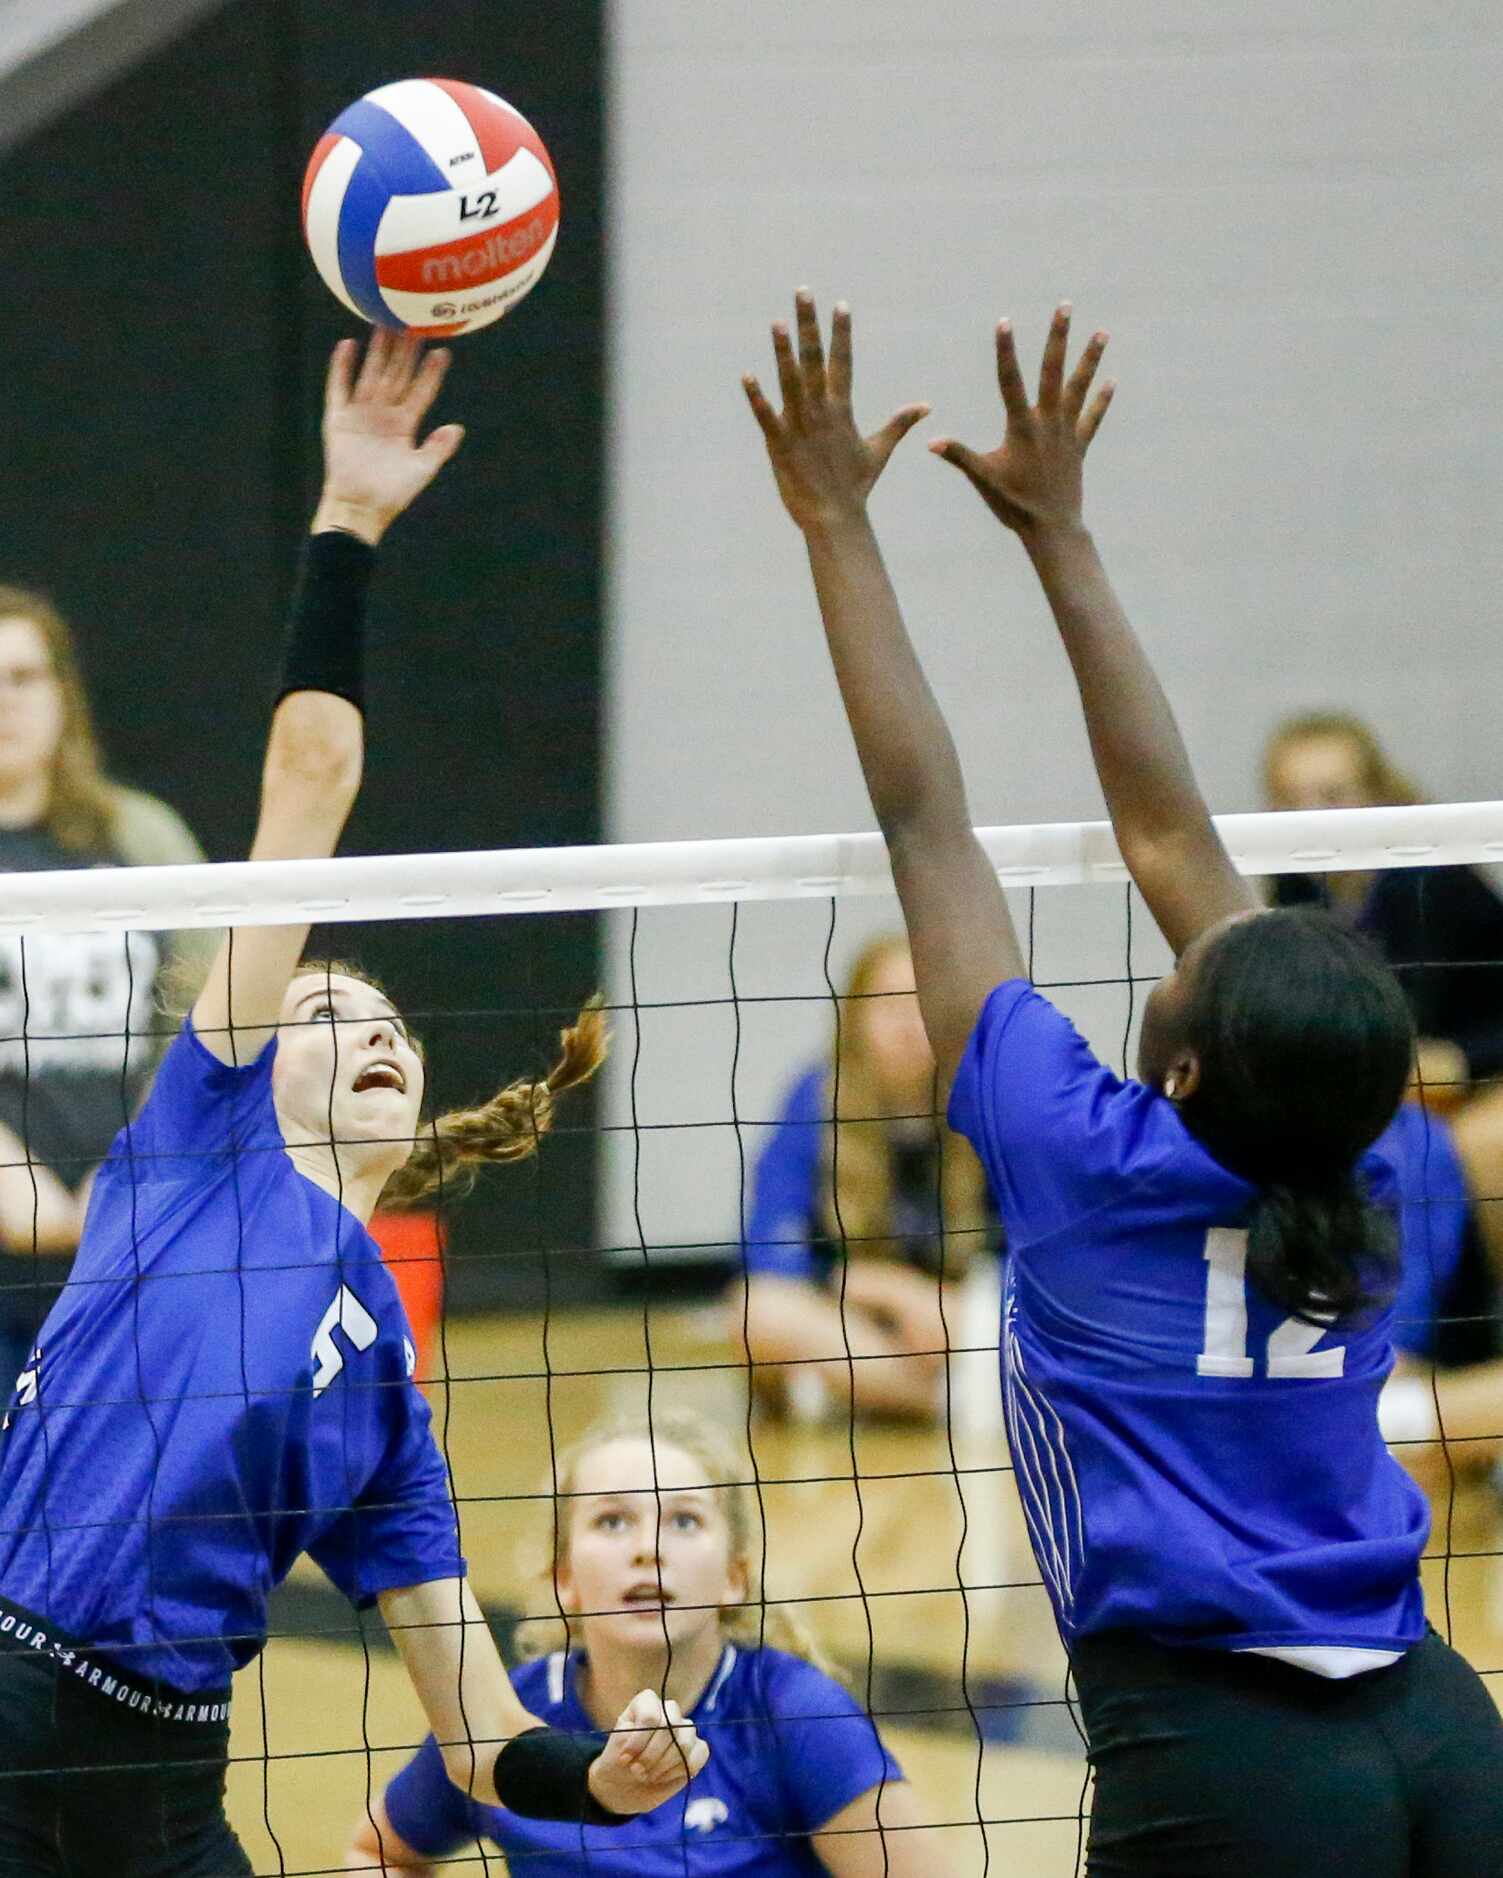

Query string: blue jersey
948 980 1428 1664
0 1020 463 1693
1383 1103 1471 1360
742 1065 982 1283
743 1068 827 1283
386 1644 903 1874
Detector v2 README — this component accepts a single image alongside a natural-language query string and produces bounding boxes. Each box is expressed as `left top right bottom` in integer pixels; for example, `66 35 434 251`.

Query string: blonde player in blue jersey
343 1407 935 1875
742 293 1503 1875
0 332 706 1877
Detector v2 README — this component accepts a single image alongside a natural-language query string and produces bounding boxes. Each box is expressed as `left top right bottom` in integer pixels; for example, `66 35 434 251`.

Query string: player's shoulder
724 1644 851 1718
1374 1101 1463 1195
106 784 204 868
961 978 1120 1105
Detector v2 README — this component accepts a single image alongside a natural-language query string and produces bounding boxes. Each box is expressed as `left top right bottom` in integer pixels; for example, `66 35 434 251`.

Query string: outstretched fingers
928 435 994 495
1078 379 1117 448
994 320 1033 427
325 338 357 414
771 321 803 417
828 301 854 403
1037 302 1072 411
793 289 828 401
1063 329 1109 423
869 402 932 472
403 346 453 425
380 333 422 401
416 421 466 475
742 372 783 442
352 328 394 401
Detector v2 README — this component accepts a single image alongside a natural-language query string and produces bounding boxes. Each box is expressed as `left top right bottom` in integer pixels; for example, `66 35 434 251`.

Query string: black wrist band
274 530 376 712
493 1729 631 1827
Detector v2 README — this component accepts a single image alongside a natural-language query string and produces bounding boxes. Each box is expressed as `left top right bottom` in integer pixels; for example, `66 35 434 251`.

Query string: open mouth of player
620 1583 674 1610
352 1060 407 1096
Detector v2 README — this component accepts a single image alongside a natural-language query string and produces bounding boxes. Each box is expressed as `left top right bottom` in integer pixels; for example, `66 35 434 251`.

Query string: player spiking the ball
0 332 706 1877
744 295 1503 1874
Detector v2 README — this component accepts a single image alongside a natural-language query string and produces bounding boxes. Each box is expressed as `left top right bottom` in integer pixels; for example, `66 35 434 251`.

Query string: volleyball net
1 799 1500 1875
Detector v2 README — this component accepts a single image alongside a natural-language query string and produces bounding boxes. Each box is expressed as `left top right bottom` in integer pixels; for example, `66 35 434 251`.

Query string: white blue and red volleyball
301 78 560 337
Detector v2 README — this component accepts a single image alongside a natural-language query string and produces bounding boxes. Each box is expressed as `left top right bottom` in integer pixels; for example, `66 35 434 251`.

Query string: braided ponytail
380 996 607 1208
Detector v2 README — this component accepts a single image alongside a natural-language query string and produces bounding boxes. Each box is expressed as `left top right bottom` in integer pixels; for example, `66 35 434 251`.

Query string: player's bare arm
0 1119 85 1251
193 333 465 1066
811 1779 944 1876
744 291 1025 1095
932 306 1256 958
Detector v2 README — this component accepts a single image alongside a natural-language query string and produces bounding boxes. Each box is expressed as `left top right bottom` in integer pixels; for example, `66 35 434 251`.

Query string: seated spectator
731 934 993 1422
0 587 211 1391
1263 710 1503 1102
1380 1101 1503 1493
1265 711 1503 1285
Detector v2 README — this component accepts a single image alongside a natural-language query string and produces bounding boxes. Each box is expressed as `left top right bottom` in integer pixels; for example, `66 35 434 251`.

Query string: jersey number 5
311 1285 378 1397
1197 1228 1343 1380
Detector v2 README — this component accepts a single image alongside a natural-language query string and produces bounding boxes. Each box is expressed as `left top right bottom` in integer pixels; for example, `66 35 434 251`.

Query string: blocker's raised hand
313 330 466 546
930 304 1114 538
744 291 930 532
588 1690 710 1817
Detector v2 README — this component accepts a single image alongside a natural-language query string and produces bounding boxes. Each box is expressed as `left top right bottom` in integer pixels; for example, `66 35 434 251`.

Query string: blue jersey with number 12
948 981 1428 1664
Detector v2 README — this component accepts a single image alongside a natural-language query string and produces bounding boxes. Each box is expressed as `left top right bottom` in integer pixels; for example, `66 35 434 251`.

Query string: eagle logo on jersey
684 1797 729 1835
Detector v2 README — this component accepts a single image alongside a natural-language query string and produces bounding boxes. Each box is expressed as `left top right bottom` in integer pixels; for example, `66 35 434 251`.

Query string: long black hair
1176 909 1413 1324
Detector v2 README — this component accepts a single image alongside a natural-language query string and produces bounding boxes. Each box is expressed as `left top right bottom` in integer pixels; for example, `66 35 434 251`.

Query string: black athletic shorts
0 1607 251 1877
1073 1625 1503 1877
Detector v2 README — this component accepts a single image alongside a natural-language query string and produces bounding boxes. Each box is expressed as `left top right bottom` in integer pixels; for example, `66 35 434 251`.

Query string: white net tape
1 799 1499 932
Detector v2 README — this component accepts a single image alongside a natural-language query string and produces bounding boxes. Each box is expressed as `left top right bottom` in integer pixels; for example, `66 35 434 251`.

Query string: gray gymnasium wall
600 3 1503 1269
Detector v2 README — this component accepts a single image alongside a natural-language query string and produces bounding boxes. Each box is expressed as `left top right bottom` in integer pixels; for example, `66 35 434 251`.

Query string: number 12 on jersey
1197 1227 1343 1380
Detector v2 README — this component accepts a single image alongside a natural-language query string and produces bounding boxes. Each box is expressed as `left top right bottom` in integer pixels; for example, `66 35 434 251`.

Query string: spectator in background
0 586 213 1391
1380 1101 1503 1491
732 934 993 1422
1265 711 1503 1295
1264 710 1503 1101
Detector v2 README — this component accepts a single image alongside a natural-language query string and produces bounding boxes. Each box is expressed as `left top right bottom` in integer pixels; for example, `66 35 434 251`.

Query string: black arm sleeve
274 529 376 711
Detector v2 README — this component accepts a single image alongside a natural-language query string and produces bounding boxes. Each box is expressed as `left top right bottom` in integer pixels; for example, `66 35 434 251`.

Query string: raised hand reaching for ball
311 331 465 546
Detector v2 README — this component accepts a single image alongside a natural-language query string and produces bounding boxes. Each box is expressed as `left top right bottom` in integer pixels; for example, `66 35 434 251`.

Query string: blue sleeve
308 1380 465 1606
741 1069 825 1282
384 1734 481 1858
765 1655 904 1835
948 980 1163 1251
1383 1106 1471 1359
107 1016 280 1182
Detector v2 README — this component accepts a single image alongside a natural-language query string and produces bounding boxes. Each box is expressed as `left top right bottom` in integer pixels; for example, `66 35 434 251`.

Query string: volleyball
301 78 559 337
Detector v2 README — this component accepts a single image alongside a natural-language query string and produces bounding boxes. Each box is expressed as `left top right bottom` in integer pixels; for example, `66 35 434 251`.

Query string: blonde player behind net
345 1408 940 1873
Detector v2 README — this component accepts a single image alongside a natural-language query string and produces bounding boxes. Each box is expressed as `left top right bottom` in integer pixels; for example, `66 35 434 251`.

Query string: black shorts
0 1611 251 1877
1073 1626 1503 1877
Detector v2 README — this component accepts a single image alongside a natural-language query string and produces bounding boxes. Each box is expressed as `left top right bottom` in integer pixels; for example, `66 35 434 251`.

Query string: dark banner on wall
0 0 606 1310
